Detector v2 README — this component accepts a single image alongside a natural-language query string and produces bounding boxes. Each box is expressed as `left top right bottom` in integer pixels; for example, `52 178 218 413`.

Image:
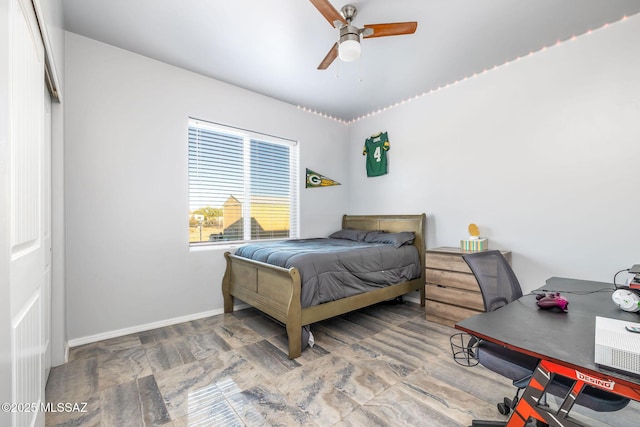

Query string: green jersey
363 132 390 177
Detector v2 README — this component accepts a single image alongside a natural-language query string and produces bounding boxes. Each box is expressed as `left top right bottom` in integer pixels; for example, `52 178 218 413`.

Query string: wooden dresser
425 247 512 327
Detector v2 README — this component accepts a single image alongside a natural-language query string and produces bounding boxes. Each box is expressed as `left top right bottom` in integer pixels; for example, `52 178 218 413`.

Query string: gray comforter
234 238 421 308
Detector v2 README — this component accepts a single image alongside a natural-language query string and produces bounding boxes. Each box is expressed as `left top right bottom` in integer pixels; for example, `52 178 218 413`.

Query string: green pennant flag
306 168 341 188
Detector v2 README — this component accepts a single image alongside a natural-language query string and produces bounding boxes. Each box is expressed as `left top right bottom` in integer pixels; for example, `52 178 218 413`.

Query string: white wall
348 15 640 292
64 33 350 342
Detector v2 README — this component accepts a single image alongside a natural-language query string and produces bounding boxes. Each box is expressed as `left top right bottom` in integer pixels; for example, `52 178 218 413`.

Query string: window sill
189 243 243 253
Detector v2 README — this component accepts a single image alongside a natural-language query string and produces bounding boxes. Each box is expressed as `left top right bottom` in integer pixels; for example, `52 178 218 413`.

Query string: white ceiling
62 0 640 121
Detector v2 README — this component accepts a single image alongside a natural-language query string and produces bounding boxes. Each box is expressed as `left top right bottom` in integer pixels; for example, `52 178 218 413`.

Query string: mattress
234 238 421 308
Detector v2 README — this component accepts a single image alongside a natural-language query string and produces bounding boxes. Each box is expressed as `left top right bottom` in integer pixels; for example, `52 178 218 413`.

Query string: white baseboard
67 303 249 348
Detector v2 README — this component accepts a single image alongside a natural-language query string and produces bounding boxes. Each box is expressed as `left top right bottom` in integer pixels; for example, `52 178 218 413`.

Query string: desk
456 277 640 427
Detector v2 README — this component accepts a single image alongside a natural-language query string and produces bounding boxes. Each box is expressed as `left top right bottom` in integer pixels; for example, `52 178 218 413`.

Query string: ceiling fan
310 0 418 70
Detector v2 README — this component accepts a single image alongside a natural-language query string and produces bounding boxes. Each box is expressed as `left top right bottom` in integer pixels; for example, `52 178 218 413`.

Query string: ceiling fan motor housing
339 25 360 43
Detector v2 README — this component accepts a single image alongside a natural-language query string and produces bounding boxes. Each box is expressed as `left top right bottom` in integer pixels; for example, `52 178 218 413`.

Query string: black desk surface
455 277 640 388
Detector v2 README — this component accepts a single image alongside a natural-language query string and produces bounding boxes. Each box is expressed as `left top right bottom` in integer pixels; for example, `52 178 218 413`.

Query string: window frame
188 118 299 247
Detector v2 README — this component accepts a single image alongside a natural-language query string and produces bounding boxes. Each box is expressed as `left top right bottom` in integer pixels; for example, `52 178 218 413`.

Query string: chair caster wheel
505 396 518 408
497 402 510 415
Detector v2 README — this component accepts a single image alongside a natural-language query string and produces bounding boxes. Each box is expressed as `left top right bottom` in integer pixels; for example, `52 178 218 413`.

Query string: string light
295 105 349 124
297 14 630 124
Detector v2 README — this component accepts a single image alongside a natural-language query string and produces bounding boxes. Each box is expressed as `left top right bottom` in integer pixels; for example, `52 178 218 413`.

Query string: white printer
594 316 640 376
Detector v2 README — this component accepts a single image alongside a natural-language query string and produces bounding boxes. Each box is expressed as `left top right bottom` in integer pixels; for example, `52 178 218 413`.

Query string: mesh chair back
462 250 523 312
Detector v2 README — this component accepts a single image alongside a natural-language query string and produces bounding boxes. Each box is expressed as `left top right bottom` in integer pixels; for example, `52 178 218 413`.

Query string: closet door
9 0 48 425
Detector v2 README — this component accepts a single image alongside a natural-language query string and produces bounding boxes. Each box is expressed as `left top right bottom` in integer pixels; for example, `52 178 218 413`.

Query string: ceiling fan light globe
339 39 361 62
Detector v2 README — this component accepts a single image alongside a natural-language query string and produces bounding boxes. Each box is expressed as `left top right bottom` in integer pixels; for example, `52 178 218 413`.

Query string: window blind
188 119 299 245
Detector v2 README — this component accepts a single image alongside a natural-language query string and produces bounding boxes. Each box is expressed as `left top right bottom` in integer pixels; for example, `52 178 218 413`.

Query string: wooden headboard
342 213 426 275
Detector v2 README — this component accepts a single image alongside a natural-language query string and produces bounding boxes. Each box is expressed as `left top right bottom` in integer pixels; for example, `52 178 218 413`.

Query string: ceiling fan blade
309 0 347 28
363 22 418 38
317 43 339 70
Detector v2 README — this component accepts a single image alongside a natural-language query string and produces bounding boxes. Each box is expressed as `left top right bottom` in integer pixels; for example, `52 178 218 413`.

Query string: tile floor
45 301 639 426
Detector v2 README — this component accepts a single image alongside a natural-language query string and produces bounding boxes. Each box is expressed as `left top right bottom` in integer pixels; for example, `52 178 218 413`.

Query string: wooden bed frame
222 213 426 359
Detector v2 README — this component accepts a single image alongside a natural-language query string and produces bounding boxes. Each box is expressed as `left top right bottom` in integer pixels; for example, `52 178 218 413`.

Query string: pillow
364 231 415 248
328 228 369 242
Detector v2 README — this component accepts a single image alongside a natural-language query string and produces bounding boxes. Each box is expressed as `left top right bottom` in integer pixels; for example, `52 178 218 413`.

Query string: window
188 118 299 245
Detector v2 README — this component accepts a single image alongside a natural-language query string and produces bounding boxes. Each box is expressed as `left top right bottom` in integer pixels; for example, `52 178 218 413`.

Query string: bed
221 213 426 359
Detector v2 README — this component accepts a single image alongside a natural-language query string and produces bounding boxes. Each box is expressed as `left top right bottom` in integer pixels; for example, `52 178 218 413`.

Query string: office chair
462 250 538 418
461 250 630 427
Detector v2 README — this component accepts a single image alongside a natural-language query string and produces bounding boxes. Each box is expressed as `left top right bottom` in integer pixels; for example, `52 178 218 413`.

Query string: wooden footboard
222 252 303 357
222 213 427 359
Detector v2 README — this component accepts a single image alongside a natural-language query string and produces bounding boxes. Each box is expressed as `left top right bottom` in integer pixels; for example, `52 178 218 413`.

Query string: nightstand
425 247 512 327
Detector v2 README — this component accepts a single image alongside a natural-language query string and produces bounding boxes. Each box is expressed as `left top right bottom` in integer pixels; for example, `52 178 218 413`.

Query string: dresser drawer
425 252 472 273
425 284 484 311
425 269 479 292
426 299 483 324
